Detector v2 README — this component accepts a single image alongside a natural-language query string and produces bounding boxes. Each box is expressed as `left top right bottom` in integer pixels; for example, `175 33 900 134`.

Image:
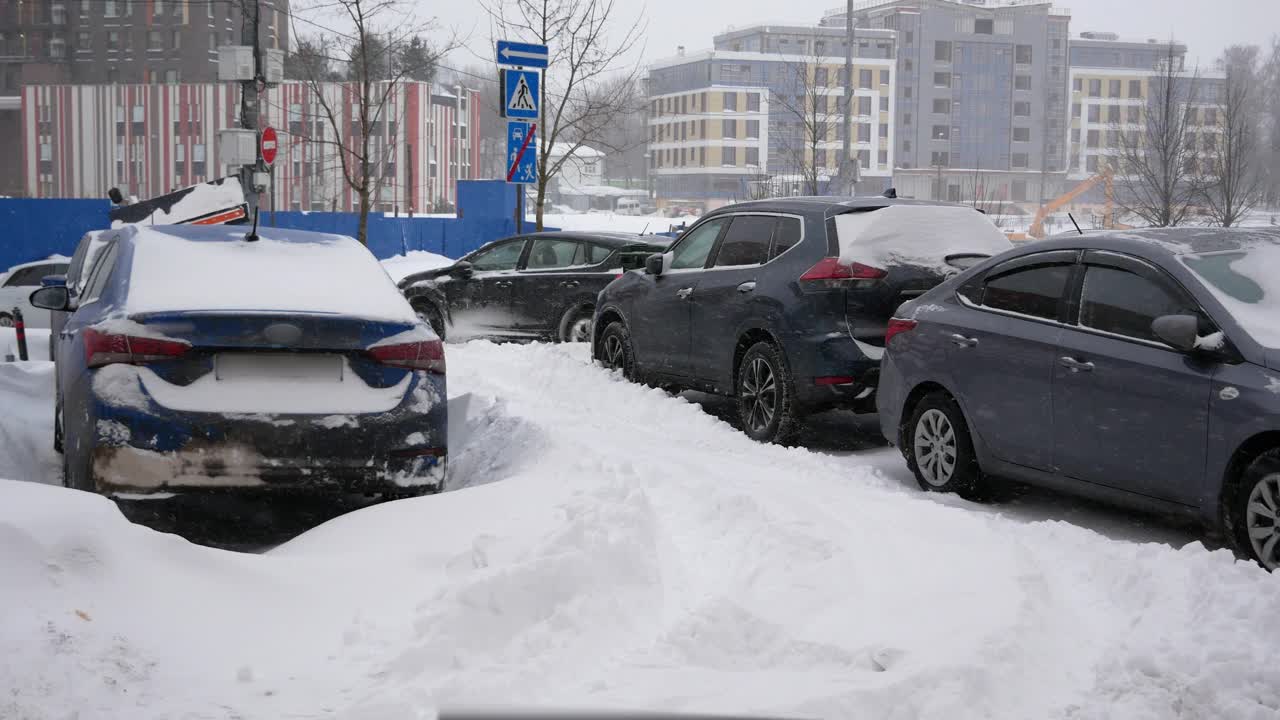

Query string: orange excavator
1017 168 1122 241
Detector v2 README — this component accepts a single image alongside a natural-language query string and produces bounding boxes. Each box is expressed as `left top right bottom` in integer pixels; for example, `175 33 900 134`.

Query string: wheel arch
593 305 627 358
1219 430 1280 531
899 380 961 449
732 327 785 396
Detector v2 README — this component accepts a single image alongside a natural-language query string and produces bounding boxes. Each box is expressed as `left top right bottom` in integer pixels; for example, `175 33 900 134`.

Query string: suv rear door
515 237 609 335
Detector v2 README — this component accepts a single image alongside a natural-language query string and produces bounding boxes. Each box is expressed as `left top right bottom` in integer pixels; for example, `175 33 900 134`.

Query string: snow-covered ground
2 341 1279 719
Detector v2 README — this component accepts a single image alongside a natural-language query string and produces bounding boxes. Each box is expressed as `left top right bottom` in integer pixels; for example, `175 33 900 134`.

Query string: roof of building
548 143 604 159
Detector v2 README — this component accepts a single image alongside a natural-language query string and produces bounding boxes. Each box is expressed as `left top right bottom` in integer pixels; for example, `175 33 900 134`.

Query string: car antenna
1067 212 1084 236
245 207 261 242
640 222 650 235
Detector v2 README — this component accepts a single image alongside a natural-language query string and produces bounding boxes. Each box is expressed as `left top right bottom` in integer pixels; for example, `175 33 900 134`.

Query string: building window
878 149 888 165
76 31 91 51
858 123 871 142
699 147 706 166
105 0 120 17
931 124 950 140
1087 129 1100 147
193 144 206 177
1127 106 1140 124
154 0 163 15
879 70 889 85
746 147 759 166
1205 107 1218 125
1088 79 1101 97
209 33 216 50
903 86 912 99
148 31 163 51
858 149 870 168
747 92 760 111
1088 105 1100 123
933 72 951 88
1012 180 1028 201
165 69 179 83
879 123 888 138
1073 78 1082 92
108 31 121 51
935 41 952 62
903 139 912 152
932 98 950 114
975 18 994 35
723 146 737 165
1015 75 1031 91
1087 155 1099 172
815 95 828 114
175 143 185 175
860 69 873 88
1072 102 1081 118
208 0 214 17
1129 80 1142 98
1109 79 1121 97
722 119 736 138
1015 44 1032 65
816 149 827 168
172 30 180 50
815 67 829 86
904 58 913 72
1014 101 1031 117
1107 105 1120 122
1013 127 1030 142
723 92 737 111
904 31 913 46
746 120 759 138
879 95 889 111
931 151 949 167
903 111 912 126
1012 152 1028 168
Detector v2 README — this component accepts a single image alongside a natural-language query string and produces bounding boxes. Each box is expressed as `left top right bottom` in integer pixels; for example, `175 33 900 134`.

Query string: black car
399 231 670 342
592 196 1012 444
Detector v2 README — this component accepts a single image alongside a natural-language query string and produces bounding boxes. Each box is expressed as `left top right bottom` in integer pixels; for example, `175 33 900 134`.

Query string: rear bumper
786 331 882 412
84 368 448 495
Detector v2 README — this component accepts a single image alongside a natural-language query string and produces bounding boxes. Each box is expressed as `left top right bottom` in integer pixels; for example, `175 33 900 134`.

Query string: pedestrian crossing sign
502 69 540 120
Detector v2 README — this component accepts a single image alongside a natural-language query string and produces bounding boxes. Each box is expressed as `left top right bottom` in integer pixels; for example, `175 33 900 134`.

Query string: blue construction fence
0 180 552 271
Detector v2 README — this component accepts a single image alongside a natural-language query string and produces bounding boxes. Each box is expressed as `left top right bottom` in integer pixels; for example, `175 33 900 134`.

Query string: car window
771 217 802 260
1079 265 1193 343
670 218 728 270
1 267 31 287
982 263 1071 320
67 240 92 290
526 238 582 270
469 241 525 272
582 243 611 265
80 242 119 305
713 215 773 267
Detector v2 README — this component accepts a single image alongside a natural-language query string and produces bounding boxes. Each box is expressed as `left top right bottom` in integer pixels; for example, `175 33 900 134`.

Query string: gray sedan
876 227 1280 570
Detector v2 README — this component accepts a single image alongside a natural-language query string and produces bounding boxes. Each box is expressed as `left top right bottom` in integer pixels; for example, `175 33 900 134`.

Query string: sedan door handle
560 280 580 288
1058 356 1095 373
949 333 978 348
737 281 756 293
676 287 694 299
494 281 513 289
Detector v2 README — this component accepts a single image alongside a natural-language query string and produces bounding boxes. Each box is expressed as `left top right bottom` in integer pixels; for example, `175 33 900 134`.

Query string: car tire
735 342 800 445
0 313 12 328
557 304 594 343
412 301 446 341
597 321 637 380
1226 447 1280 571
905 392 986 500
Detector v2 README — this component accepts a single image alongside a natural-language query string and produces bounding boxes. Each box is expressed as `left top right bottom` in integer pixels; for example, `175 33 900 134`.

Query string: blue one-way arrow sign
497 40 549 69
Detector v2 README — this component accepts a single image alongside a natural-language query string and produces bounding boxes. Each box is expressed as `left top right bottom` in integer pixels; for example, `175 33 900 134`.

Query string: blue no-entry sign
496 40 549 68
502 69 540 120
507 121 538 184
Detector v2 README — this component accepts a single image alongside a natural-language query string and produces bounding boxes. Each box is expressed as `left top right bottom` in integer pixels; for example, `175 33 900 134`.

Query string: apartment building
0 0 289 196
646 26 897 210
825 0 1071 204
21 81 481 211
1067 34 1223 181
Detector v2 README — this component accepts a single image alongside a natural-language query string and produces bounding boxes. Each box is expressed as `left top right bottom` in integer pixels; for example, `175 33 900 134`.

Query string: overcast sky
432 0 1277 74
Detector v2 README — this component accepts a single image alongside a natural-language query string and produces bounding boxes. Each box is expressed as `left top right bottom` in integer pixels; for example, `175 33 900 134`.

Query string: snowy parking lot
3 340 1280 719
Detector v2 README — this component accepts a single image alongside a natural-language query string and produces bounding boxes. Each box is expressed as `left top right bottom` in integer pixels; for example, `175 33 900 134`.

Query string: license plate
214 353 344 382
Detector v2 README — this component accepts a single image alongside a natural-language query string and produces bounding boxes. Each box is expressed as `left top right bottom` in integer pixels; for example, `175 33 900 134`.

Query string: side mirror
644 253 664 276
1151 314 1198 352
29 285 70 311
41 274 66 288
450 260 474 277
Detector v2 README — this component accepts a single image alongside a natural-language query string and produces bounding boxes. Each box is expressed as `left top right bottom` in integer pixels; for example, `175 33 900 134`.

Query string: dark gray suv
876 227 1280 569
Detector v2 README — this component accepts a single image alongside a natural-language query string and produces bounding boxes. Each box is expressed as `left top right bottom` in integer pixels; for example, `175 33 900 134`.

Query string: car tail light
799 257 887 285
368 339 446 374
885 318 918 345
814 376 856 386
84 328 190 368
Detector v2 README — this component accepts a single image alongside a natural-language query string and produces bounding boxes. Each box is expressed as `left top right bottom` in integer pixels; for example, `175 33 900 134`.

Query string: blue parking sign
507 121 538 184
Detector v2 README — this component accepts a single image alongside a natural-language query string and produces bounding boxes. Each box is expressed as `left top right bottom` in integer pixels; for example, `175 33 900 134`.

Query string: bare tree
484 0 645 230
772 39 838 196
1260 36 1280 209
290 0 452 244
1108 43 1203 227
1200 46 1264 226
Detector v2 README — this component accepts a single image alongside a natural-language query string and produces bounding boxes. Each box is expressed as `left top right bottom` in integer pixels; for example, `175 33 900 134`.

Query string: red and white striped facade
22 81 482 211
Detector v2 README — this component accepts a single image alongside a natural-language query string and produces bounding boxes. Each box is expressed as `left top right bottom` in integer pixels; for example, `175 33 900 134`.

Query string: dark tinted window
983 263 1070 320
771 217 802 259
5 264 65 287
670 218 727 270
1079 265 1190 342
713 215 773 267
470 240 525 271
526 238 581 269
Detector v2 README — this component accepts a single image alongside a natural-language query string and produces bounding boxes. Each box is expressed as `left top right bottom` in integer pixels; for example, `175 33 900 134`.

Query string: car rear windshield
834 205 1013 273
1182 245 1280 348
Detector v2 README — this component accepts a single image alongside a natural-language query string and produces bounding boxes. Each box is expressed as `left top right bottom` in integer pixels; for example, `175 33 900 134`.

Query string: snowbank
0 327 51 360
0 361 59 485
1 342 1279 719
381 250 456 283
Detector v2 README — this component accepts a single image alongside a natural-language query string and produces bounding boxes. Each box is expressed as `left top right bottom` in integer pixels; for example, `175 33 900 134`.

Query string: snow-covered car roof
120 225 419 323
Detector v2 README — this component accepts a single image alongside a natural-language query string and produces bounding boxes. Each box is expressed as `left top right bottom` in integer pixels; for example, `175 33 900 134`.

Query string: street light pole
239 0 262 214
841 0 854 196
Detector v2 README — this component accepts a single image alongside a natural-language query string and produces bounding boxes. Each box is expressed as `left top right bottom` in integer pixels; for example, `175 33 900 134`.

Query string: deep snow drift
2 342 1280 720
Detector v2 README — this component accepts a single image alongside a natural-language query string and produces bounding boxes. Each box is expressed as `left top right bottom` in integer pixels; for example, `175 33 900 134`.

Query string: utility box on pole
217 46 255 82
218 129 258 167
262 48 285 85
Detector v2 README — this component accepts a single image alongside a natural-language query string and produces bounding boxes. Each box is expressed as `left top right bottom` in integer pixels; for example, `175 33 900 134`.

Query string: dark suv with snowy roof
592 195 1012 444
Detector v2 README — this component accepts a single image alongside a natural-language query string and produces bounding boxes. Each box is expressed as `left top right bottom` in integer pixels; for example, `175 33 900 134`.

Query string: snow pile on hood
2 342 1280 718
0 361 59 485
381 250 456 283
836 205 1013 272
126 226 418 323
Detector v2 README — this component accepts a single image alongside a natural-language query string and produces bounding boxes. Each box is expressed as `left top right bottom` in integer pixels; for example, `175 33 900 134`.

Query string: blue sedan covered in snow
31 224 447 499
